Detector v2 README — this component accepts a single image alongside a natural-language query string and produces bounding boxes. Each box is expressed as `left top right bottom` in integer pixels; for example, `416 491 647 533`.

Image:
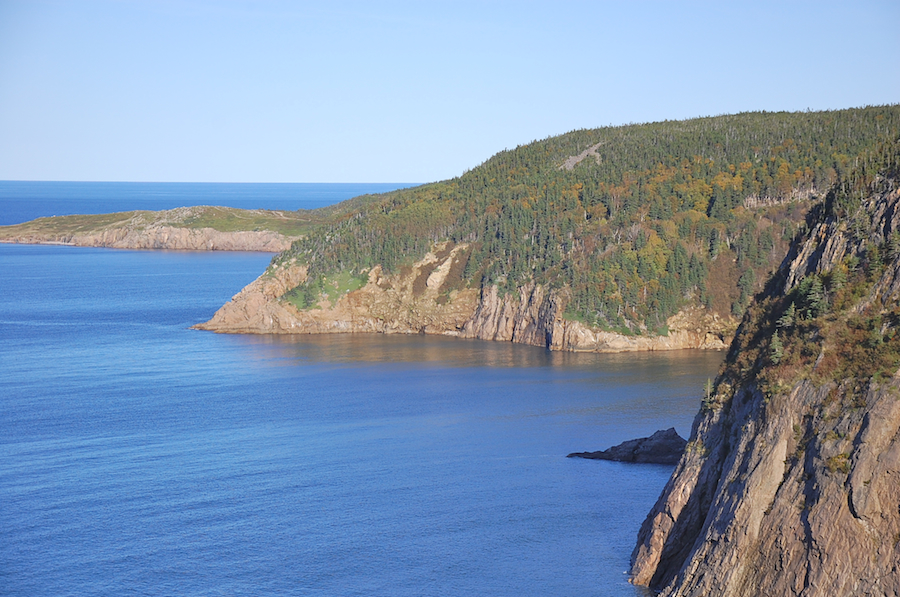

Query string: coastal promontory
198 107 900 355
0 205 320 252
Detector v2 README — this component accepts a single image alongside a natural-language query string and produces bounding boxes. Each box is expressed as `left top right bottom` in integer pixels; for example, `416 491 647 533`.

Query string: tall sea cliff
630 140 900 595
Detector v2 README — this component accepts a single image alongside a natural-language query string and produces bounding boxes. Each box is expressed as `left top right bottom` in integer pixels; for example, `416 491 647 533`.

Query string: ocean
0 181 417 226
0 183 723 596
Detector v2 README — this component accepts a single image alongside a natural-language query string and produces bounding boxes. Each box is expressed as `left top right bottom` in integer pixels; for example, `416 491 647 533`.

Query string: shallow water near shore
0 242 723 596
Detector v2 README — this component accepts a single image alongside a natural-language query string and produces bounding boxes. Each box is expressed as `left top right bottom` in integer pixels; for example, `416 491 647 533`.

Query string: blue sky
1 0 897 183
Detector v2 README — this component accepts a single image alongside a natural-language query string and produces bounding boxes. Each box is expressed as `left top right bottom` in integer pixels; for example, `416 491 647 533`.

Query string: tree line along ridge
276 106 900 335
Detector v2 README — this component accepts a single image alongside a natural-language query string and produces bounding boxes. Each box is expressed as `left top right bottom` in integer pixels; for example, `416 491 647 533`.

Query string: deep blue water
0 185 724 596
0 181 416 226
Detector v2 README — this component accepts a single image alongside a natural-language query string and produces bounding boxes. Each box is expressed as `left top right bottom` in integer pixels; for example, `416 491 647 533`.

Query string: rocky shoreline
0 225 296 252
0 206 311 252
568 428 687 465
194 245 735 354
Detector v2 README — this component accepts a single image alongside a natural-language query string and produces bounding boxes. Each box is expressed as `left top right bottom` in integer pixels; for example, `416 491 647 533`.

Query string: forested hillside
277 106 899 335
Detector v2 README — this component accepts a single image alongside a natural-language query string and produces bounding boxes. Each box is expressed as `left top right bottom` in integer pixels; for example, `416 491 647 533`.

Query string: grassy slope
0 205 327 239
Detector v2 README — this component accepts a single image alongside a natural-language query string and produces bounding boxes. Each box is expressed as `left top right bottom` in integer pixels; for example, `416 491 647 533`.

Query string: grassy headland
0 205 325 239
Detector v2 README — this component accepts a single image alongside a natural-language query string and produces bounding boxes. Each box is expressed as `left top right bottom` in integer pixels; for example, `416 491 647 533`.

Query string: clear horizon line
0 179 425 185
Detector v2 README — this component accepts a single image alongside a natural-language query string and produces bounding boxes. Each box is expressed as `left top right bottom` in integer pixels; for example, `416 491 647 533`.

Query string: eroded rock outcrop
196 241 733 353
568 428 687 465
194 260 311 332
630 158 900 595
196 245 481 335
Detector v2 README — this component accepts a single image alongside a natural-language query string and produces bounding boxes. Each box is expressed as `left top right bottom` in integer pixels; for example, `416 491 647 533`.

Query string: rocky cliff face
194 259 311 332
630 167 900 594
196 245 481 335
196 242 732 353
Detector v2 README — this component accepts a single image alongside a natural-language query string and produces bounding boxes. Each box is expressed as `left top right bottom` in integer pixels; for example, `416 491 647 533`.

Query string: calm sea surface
0 181 417 226
0 184 723 596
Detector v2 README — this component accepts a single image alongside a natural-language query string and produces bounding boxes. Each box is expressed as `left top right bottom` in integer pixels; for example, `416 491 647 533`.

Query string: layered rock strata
630 176 900 594
196 244 732 353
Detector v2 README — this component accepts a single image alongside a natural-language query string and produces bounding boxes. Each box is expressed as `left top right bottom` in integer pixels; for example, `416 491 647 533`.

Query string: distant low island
0 205 325 252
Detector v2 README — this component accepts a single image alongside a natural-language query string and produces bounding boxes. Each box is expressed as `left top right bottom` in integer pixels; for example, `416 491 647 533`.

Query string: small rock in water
567 428 686 465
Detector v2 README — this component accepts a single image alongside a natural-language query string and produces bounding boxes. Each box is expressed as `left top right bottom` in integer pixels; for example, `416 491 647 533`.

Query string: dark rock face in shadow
567 428 687 465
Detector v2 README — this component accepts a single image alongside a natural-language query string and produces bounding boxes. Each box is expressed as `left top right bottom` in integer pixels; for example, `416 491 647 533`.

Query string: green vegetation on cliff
278 106 900 334
629 134 900 597
713 135 900 403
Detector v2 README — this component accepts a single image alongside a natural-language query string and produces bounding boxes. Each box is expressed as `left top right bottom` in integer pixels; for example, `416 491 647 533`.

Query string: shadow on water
225 331 725 377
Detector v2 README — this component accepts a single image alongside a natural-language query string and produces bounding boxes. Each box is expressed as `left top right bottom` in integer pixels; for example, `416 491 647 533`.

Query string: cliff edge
630 142 900 595
195 242 732 353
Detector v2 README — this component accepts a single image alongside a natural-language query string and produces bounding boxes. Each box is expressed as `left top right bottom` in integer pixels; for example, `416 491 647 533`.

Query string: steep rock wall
630 180 900 595
195 260 310 333
196 246 481 335
633 377 900 596
197 243 732 352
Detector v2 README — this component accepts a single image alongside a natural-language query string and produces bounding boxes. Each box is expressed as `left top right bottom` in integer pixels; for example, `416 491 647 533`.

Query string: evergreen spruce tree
777 302 796 329
770 331 784 364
